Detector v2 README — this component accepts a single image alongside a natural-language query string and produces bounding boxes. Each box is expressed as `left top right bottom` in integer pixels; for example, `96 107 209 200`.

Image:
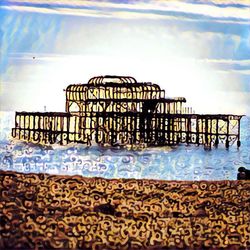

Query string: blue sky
0 0 249 114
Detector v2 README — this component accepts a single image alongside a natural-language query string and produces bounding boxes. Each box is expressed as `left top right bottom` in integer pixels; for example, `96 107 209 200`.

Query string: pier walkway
12 111 243 149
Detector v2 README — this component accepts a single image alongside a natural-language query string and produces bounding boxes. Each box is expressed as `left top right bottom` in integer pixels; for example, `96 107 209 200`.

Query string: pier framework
12 76 243 149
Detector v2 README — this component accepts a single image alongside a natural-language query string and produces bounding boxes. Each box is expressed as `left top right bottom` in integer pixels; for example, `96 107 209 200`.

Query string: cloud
217 69 250 75
0 9 62 75
196 58 250 71
193 0 250 7
1 0 249 114
1 0 250 24
200 58 250 65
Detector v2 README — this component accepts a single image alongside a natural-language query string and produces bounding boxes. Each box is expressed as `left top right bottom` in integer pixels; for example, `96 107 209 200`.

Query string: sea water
0 112 249 180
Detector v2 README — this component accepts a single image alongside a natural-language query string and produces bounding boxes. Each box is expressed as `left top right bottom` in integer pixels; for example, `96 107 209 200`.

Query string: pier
12 76 243 149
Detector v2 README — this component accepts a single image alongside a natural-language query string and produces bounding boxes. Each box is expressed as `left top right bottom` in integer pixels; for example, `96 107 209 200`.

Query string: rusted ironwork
12 75 243 149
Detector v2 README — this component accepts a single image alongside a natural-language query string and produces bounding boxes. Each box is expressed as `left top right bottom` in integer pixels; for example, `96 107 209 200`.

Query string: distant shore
1 170 249 249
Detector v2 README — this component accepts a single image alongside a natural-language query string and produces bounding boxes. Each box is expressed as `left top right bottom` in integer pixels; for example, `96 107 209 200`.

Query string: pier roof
66 75 163 92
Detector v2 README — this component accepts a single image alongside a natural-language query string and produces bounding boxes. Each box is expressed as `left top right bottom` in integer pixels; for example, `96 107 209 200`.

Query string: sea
0 112 249 181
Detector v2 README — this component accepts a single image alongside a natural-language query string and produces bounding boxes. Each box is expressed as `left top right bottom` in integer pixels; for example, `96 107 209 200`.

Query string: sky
0 0 249 115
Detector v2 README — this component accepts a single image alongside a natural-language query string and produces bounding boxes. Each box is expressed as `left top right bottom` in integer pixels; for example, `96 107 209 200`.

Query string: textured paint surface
0 112 249 180
1 1 250 115
0 170 249 249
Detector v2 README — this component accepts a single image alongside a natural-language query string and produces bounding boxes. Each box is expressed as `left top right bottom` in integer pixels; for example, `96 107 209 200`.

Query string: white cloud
217 69 250 74
196 0 250 6
197 58 250 66
2 0 250 23
1 1 249 114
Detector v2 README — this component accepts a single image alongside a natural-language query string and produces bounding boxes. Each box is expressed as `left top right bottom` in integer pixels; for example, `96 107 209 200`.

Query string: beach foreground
0 170 249 249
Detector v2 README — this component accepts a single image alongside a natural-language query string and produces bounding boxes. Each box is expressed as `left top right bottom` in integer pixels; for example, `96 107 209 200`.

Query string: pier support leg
237 119 241 148
214 119 219 148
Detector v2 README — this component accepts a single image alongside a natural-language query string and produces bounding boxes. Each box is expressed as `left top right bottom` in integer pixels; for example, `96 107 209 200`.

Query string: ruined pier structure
12 76 243 148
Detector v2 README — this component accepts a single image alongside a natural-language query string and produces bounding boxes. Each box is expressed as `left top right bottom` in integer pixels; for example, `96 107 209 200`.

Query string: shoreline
1 170 250 249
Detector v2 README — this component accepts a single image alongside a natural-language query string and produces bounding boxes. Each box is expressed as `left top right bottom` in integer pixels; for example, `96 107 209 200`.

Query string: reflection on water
0 112 249 180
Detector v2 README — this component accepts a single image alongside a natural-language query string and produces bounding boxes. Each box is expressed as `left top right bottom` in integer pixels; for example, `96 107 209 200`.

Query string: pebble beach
1 170 249 249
